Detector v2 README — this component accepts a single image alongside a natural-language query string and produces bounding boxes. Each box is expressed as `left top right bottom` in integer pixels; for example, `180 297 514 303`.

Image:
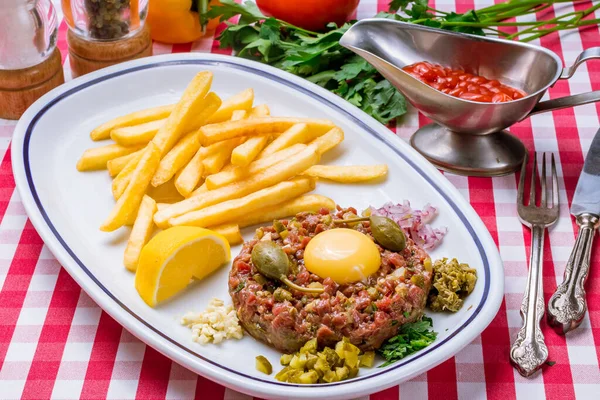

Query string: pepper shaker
61 0 153 77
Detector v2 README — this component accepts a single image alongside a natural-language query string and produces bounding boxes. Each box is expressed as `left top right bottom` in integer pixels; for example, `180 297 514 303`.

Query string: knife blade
548 128 600 334
571 128 600 216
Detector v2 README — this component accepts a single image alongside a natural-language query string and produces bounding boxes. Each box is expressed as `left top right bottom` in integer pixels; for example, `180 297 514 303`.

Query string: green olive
333 215 406 252
369 215 406 252
251 241 290 281
251 241 324 294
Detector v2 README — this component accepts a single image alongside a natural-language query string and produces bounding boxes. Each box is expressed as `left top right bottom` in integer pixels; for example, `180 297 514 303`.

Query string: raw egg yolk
304 228 381 284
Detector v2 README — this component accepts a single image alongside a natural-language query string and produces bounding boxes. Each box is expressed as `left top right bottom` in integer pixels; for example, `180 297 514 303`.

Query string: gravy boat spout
340 19 600 176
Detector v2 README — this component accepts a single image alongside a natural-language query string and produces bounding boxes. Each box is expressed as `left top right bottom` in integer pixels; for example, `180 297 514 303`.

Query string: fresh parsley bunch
205 0 408 125
377 316 438 367
205 0 600 125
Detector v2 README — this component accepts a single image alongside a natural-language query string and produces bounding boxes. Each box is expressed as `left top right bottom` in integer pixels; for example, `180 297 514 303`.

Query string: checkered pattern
1 0 599 399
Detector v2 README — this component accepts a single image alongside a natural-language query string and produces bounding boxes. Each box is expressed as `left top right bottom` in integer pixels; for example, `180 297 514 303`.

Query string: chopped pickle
253 273 268 286
256 356 273 375
410 274 425 288
367 287 379 300
275 337 371 384
273 220 286 233
424 257 433 273
299 371 319 384
335 366 349 380
301 338 318 354
359 351 375 367
321 214 333 225
428 258 477 312
273 287 293 302
280 353 293 365
280 229 289 239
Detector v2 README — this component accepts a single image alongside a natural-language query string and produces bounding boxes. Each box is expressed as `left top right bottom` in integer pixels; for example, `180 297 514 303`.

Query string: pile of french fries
77 71 388 271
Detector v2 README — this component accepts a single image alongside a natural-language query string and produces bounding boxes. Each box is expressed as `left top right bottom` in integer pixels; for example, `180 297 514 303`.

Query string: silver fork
510 153 559 377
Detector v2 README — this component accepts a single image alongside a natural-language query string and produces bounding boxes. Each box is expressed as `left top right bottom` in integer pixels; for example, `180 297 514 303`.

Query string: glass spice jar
62 0 149 41
0 0 59 70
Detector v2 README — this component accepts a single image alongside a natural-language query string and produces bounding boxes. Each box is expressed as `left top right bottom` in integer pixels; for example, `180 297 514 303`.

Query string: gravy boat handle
528 47 600 116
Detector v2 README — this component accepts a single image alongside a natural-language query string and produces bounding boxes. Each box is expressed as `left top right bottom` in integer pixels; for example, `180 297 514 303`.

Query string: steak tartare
228 207 433 353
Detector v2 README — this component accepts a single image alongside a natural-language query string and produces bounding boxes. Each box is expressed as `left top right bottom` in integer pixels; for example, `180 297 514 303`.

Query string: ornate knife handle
547 213 599 334
510 225 548 377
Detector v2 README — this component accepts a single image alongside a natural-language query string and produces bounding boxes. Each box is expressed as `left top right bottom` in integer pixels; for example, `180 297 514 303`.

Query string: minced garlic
181 298 243 344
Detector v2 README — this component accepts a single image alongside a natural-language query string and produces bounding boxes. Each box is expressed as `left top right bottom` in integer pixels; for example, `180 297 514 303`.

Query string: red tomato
256 0 360 31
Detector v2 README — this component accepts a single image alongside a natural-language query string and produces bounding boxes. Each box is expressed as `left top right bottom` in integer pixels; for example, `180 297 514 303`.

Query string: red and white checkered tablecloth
1 0 599 399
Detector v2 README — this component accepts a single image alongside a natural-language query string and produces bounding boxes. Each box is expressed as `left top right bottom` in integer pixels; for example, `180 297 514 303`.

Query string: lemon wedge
135 226 230 307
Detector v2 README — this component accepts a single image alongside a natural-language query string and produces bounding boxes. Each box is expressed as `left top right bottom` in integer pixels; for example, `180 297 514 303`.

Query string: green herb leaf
233 281 245 293
205 0 265 24
378 316 437 367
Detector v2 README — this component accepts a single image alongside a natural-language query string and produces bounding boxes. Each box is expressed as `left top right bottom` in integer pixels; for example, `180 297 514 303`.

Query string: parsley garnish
378 316 437 367
204 0 600 125
233 281 245 293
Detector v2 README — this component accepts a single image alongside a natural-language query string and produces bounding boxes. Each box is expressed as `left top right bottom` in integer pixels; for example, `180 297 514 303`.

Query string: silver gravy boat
340 19 600 176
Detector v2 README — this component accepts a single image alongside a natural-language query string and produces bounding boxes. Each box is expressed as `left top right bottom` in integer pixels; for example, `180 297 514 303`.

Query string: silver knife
547 128 600 334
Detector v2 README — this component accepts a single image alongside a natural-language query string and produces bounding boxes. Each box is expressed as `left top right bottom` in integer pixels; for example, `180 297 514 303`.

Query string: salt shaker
0 0 65 119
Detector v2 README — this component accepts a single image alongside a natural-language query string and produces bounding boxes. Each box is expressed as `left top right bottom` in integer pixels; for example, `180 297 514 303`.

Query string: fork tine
541 153 547 208
551 153 559 208
529 152 537 206
517 153 528 205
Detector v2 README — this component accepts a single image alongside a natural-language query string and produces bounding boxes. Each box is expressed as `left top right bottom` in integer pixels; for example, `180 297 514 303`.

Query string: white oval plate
12 54 504 400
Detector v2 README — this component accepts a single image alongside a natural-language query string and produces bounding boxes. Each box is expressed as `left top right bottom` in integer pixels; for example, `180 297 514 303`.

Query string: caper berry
369 215 406 252
251 241 324 294
333 215 406 252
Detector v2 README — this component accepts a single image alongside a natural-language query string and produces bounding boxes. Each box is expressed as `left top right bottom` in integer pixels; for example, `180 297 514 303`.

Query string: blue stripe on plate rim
22 59 491 387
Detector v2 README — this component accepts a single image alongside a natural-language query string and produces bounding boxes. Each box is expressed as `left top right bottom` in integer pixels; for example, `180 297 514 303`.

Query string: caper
369 215 406 252
252 241 289 280
333 215 406 252
251 241 324 294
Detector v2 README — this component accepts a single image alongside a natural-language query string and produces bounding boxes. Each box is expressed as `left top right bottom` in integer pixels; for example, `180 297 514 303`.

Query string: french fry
112 155 139 200
110 119 163 147
175 150 204 197
259 123 311 158
101 142 161 232
151 92 222 187
154 145 320 228
207 88 254 123
230 110 247 121
236 194 336 228
146 179 184 203
199 117 336 146
123 195 157 271
170 177 316 227
248 104 270 118
202 138 242 175
206 144 306 190
231 135 270 167
309 127 344 154
301 164 388 183
151 71 214 156
110 99 223 147
90 104 174 141
107 149 145 177
156 203 170 211
227 102 271 167
210 223 243 246
112 150 143 200
77 143 144 171
191 182 209 196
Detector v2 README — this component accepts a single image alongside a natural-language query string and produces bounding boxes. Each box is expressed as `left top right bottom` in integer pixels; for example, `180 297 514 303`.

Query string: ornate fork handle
547 213 599 333
510 224 549 377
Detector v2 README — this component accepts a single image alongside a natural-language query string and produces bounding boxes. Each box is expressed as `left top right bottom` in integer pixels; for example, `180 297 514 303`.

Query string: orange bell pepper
147 0 222 44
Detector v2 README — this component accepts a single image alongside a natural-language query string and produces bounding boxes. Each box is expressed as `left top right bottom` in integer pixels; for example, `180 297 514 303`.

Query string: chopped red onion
369 201 447 250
